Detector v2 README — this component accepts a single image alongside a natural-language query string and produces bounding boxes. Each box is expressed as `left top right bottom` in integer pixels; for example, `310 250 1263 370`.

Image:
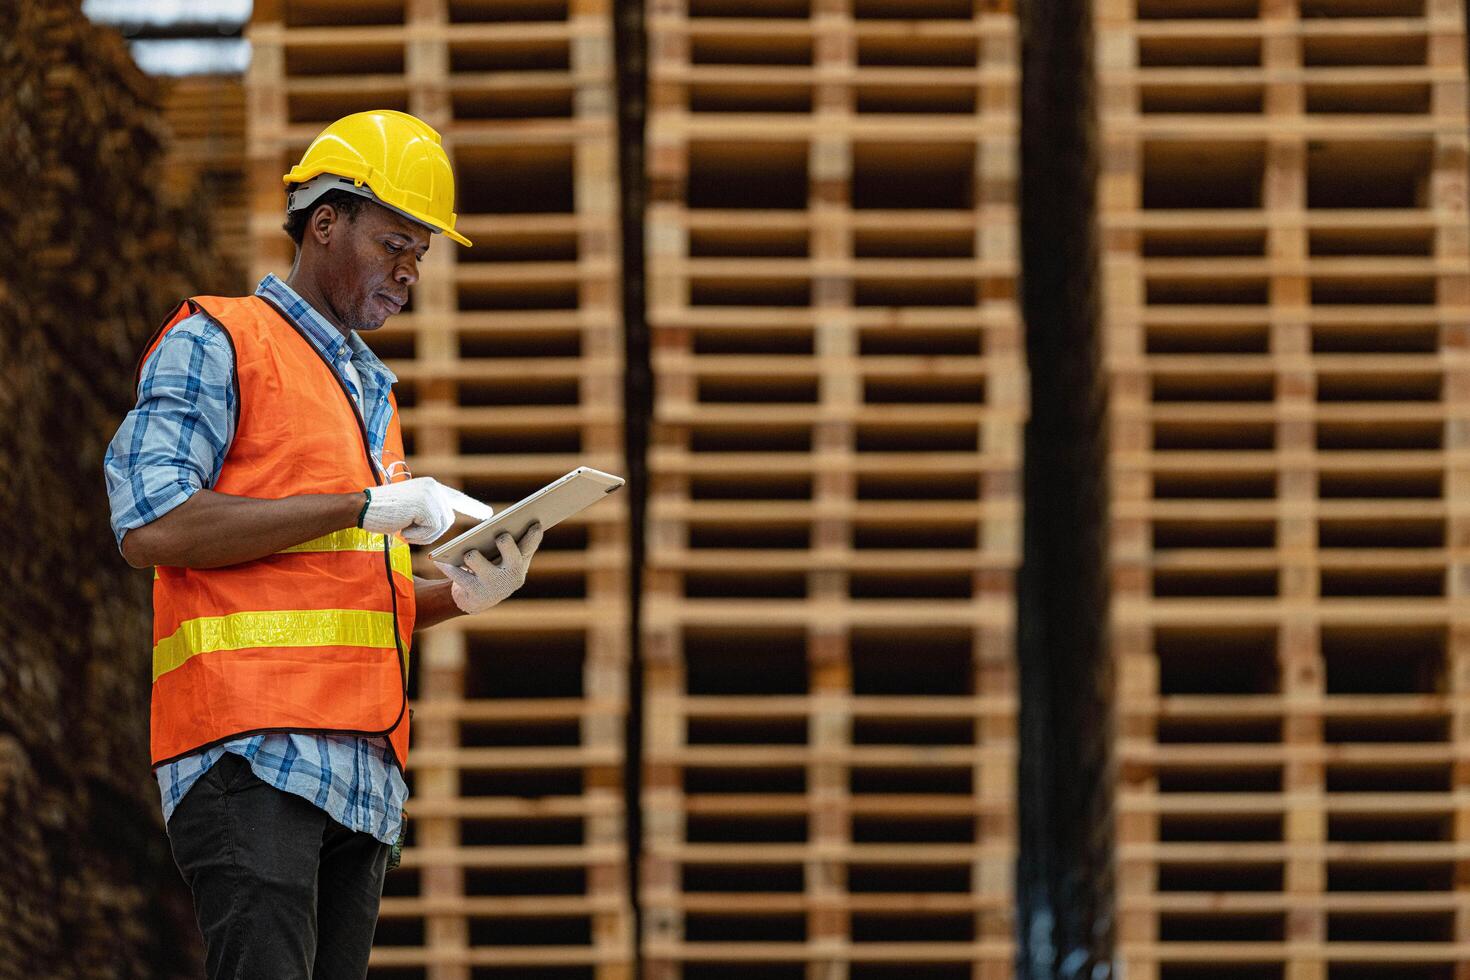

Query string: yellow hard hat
283 110 472 247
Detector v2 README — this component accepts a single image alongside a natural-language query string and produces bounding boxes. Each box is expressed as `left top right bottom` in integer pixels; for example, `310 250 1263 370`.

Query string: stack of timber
1097 0 1470 977
0 0 235 975
642 1 1022 977
246 1 631 977
160 75 250 289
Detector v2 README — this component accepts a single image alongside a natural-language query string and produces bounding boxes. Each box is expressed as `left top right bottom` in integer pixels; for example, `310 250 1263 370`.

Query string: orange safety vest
138 294 415 770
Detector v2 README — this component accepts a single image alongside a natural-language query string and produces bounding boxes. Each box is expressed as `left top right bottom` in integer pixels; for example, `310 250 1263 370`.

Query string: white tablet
429 466 625 567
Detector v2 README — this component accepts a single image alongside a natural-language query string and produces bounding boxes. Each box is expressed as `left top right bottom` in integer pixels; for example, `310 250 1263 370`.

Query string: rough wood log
0 2 236 975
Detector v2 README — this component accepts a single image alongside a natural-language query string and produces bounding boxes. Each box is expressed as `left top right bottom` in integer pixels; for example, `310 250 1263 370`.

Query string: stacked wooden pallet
160 74 250 286
1096 0 1470 977
246 2 631 977
642 1 1021 976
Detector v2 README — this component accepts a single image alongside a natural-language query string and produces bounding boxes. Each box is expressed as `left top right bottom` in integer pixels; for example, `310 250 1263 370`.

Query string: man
104 109 534 979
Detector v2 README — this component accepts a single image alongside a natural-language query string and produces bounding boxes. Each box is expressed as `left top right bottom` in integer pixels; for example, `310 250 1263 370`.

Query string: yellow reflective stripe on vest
278 528 413 579
151 531 413 581
152 608 397 683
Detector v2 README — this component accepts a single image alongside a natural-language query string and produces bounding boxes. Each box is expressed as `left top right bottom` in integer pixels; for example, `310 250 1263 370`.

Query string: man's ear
309 203 338 246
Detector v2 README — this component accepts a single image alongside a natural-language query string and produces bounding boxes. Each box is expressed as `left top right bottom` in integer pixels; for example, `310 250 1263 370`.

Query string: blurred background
1 0 1467 978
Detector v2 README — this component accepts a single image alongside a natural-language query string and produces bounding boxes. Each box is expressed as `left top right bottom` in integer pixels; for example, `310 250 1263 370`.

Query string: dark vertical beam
1016 0 1114 977
611 0 649 973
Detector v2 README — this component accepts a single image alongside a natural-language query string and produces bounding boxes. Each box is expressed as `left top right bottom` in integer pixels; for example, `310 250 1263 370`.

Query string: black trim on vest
153 722 408 774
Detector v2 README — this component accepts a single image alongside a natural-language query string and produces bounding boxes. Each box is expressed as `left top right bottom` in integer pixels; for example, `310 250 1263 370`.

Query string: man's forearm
413 576 462 630
121 488 365 569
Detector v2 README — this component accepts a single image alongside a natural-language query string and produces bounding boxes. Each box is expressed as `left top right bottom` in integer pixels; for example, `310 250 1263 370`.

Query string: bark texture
0 1 233 974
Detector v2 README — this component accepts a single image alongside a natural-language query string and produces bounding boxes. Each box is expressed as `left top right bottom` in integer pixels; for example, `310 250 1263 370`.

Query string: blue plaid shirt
104 274 409 844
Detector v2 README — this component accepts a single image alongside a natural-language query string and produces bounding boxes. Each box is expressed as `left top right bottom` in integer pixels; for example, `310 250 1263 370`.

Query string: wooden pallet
246 2 631 978
641 637 1016 980
1097 0 1470 977
644 2 1022 977
374 624 630 980
159 74 250 285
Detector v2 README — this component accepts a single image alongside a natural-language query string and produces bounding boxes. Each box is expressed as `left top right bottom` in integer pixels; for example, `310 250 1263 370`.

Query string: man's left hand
433 523 543 614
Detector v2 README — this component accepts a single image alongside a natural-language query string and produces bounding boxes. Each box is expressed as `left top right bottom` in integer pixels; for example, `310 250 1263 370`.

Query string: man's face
318 202 431 333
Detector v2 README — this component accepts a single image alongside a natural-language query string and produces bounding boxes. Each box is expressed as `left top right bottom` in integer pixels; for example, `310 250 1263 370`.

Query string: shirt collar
254 274 397 385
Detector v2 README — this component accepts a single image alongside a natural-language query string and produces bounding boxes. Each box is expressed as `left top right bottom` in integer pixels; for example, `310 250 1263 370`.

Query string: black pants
167 752 389 980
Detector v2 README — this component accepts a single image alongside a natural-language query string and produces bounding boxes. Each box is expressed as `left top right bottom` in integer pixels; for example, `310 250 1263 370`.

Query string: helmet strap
287 173 438 241
286 173 380 215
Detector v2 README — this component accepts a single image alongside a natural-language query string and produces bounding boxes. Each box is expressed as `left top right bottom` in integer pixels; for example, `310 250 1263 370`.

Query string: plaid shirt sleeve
103 313 237 551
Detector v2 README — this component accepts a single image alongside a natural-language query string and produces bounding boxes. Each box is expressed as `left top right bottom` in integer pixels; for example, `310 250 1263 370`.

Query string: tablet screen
428 466 625 567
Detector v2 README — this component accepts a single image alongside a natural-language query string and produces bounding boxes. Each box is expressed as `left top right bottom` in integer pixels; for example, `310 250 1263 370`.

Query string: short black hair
282 186 370 246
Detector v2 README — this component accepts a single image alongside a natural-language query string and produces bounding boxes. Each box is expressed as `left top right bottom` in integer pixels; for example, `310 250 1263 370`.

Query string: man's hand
360 477 492 545
433 524 543 614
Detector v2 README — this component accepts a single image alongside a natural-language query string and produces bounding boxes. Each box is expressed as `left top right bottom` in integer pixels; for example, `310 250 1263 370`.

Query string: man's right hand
359 477 493 545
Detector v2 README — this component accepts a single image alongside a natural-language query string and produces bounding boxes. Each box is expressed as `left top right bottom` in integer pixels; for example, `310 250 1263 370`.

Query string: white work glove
433 524 543 614
358 477 493 545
